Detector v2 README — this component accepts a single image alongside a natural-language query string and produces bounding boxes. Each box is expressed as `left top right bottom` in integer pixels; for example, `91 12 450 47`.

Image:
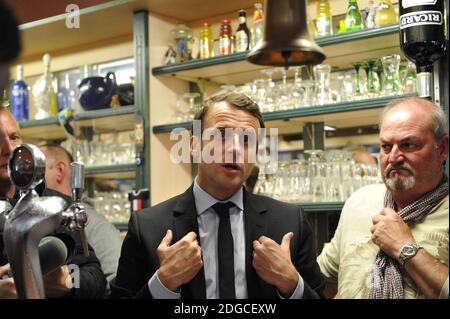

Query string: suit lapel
172 184 206 299
243 190 268 298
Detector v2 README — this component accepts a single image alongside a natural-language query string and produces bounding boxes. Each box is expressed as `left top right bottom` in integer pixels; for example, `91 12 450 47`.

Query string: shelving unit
19 106 137 141
152 24 400 85
298 202 344 213
85 163 136 179
152 95 408 134
13 2 151 229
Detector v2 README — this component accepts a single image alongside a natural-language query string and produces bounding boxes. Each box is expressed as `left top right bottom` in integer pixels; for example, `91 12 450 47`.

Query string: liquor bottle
375 0 398 26
345 0 363 32
57 73 76 111
251 3 264 49
199 22 213 59
32 53 58 119
219 19 233 55
316 0 333 37
235 10 251 52
11 65 29 121
399 0 447 98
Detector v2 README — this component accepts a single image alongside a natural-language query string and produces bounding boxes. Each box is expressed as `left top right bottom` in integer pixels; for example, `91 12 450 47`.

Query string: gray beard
384 174 416 191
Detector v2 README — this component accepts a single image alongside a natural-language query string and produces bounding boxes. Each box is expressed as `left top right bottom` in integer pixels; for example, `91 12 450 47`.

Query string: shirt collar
193 177 244 216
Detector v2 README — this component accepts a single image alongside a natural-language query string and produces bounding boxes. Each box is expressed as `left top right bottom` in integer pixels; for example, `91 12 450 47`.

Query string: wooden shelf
152 95 409 134
19 105 137 141
17 0 284 61
85 163 136 179
18 0 137 61
151 24 400 85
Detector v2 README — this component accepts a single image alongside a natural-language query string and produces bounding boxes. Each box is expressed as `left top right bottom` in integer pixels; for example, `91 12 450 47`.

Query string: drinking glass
305 149 325 202
314 64 340 105
275 68 294 111
401 61 417 94
351 62 364 99
381 54 401 96
290 66 307 108
261 69 278 112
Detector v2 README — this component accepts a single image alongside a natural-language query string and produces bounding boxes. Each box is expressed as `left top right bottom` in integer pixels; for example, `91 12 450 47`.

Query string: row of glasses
348 54 417 101
254 150 380 203
90 191 131 223
248 65 342 113
75 131 135 167
169 54 417 122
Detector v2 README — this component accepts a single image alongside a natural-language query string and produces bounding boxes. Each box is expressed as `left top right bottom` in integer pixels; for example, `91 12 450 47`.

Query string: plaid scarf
369 175 449 299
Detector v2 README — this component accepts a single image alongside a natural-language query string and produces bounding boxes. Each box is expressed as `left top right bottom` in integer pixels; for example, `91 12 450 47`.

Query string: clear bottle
219 19 233 55
11 65 29 121
364 0 377 29
345 0 363 32
375 0 397 26
57 73 76 111
199 22 213 59
235 10 251 52
32 53 58 119
251 3 264 49
316 0 333 37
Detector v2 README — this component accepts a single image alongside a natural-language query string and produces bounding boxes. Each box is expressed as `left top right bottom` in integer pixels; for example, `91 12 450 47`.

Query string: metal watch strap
399 243 422 266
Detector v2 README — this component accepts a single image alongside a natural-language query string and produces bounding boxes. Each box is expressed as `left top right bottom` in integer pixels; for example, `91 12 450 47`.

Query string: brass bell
247 0 326 68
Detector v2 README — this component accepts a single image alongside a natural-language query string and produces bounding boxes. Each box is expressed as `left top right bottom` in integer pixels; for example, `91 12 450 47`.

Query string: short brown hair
194 92 265 129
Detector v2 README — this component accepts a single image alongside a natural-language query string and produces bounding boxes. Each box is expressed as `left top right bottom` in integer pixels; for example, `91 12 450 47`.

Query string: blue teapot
78 72 117 111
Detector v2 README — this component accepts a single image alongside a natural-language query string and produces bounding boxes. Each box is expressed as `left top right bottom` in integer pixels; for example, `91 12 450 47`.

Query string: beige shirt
317 183 449 299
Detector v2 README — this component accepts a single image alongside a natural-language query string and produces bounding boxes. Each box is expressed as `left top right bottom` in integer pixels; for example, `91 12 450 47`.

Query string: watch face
403 245 416 257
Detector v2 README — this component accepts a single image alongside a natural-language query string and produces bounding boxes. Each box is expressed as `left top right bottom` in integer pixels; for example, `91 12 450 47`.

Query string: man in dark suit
111 92 325 299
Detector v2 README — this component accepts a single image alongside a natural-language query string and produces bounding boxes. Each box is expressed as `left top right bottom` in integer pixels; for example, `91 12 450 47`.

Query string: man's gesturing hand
156 230 203 292
253 232 299 297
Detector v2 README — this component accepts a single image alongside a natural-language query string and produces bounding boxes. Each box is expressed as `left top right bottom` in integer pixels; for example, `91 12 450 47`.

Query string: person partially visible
0 1 21 93
40 144 123 296
317 97 449 299
0 107 107 299
0 107 21 201
111 92 326 299
352 147 377 166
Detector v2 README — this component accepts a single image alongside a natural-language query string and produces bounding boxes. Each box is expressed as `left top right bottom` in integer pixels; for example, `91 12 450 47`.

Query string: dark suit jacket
111 185 326 299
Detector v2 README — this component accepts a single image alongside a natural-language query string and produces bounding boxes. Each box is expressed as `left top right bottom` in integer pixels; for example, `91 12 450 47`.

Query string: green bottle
344 0 363 32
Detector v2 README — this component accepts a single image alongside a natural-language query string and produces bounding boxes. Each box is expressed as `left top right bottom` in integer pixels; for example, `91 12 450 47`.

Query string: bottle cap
202 22 210 27
221 19 231 24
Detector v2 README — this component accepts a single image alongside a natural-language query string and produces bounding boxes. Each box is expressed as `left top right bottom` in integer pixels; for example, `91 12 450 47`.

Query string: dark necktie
212 201 236 299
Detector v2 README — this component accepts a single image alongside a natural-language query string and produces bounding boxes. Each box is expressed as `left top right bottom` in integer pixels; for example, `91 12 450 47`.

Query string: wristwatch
399 243 422 266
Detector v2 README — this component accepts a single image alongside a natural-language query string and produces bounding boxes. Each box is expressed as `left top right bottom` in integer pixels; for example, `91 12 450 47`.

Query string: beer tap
61 162 89 256
3 144 66 299
3 144 89 298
